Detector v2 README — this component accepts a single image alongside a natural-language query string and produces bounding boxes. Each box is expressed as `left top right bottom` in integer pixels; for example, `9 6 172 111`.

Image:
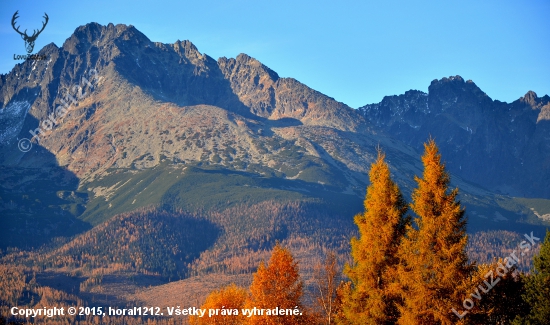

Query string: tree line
1 140 548 324
192 140 550 325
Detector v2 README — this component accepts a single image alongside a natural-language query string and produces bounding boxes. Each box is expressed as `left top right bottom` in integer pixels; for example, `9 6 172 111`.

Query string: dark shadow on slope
247 116 304 137
35 272 85 295
111 38 258 119
0 114 91 251
264 117 303 128
42 208 220 281
110 35 304 132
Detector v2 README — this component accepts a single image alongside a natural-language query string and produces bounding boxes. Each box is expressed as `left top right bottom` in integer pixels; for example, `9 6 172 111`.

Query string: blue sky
1 0 548 108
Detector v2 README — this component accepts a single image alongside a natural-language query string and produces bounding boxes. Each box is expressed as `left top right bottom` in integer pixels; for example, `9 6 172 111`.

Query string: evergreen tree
396 139 471 325
340 151 409 324
512 229 550 325
468 261 527 324
248 243 305 325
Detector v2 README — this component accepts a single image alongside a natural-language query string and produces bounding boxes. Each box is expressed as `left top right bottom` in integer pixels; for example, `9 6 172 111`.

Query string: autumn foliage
340 151 409 324
3 139 549 325
191 140 547 325
248 243 306 325
190 284 248 325
396 139 472 325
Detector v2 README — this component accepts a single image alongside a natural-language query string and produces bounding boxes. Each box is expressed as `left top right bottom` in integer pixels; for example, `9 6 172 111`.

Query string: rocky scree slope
0 23 546 254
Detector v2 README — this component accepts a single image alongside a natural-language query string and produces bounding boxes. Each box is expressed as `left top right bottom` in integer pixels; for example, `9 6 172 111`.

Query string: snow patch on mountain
0 101 31 145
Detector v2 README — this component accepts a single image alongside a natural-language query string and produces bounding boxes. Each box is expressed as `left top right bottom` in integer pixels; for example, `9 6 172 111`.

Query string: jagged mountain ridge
1 22 550 315
0 22 547 236
0 22 407 251
0 23 549 236
359 76 550 198
1 23 367 177
63 23 364 129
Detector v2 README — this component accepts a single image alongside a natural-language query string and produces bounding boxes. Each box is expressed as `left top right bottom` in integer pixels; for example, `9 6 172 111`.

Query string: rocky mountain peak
172 40 199 54
428 75 490 113
429 75 464 86
519 90 549 111
0 21 369 172
235 53 279 79
521 90 537 103
169 40 211 67
359 76 550 198
428 75 485 95
219 53 280 83
63 23 148 53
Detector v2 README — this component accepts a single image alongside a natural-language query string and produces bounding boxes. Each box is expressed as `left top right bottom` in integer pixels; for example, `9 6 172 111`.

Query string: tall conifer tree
340 151 409 324
468 261 527 324
396 140 471 325
512 229 550 325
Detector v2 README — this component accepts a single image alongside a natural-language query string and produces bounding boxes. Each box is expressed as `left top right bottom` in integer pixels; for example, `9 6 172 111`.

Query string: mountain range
1 22 549 312
359 77 550 198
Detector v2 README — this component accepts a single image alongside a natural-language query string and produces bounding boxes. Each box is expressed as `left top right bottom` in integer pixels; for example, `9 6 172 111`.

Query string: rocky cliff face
218 53 363 130
0 23 381 196
2 23 548 201
359 76 550 198
1 22 548 279
0 23 366 168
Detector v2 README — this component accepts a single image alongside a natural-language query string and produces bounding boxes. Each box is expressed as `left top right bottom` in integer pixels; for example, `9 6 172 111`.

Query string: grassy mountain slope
1 22 549 322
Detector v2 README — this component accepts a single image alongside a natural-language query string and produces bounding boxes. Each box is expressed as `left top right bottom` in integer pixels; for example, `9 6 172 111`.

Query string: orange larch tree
247 243 306 325
396 139 471 325
340 151 409 325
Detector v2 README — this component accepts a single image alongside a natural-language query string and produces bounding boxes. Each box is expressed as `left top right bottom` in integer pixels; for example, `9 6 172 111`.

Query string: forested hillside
1 21 549 325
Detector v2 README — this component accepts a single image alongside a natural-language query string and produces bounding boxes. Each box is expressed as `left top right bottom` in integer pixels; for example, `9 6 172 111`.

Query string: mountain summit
359 75 550 198
1 22 549 316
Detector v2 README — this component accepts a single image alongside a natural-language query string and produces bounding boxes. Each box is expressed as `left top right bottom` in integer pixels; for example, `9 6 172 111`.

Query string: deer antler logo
11 11 49 54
